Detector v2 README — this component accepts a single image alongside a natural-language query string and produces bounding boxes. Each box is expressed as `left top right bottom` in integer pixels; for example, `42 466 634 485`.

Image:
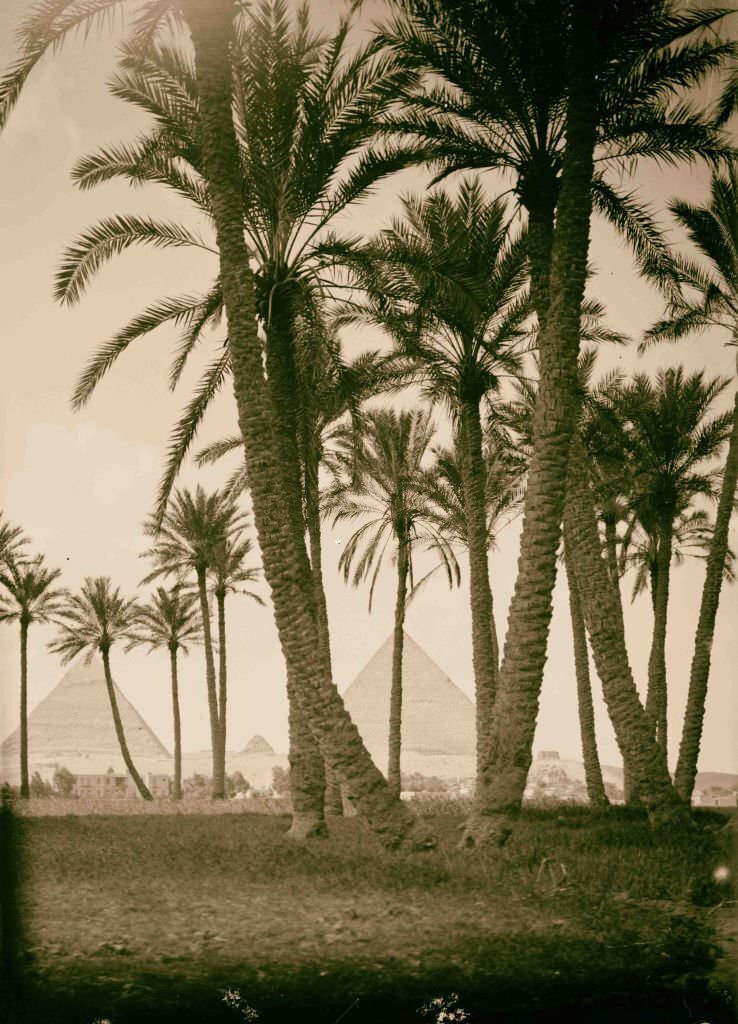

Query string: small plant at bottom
419 993 470 1023
222 988 260 1021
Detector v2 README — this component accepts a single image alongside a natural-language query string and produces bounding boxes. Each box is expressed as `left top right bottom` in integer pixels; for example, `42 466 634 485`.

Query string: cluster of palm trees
1 0 737 847
0 491 262 803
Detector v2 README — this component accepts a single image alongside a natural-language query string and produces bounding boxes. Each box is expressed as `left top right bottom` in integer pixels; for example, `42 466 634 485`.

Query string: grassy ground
4 804 736 1024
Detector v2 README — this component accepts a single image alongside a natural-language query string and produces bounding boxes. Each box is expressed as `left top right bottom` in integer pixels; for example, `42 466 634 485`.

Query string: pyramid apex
58 654 106 686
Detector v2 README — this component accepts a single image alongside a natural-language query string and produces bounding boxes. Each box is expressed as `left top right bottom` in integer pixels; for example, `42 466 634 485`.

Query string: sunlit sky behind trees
1 0 736 772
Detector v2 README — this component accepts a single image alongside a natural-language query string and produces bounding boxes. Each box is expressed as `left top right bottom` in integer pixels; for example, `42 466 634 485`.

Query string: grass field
4 803 736 1024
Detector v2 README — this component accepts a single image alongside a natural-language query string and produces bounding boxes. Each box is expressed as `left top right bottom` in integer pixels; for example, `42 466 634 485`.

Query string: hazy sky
1 0 736 775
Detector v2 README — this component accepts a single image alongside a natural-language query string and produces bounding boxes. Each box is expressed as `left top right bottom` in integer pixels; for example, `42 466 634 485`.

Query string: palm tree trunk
196 568 223 799
603 515 619 586
304 447 343 817
100 647 153 801
216 589 228 795
463 3 600 846
676 391 738 801
19 619 29 800
388 539 409 799
185 0 422 849
169 645 183 801
564 545 609 808
458 398 498 776
646 520 672 764
562 436 686 824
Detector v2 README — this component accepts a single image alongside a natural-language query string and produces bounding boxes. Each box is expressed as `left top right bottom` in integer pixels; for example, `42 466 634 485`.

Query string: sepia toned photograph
1 1 737 1021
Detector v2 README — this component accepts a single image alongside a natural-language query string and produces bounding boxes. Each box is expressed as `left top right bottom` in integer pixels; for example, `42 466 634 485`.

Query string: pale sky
1 0 736 775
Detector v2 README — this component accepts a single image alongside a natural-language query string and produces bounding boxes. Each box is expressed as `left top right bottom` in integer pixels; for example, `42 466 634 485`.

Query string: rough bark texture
564 546 609 808
305 462 343 818
646 521 672 762
676 391 738 801
101 647 153 801
197 569 223 799
388 541 409 799
268 290 328 834
562 437 687 825
170 646 183 800
185 0 423 849
19 619 29 800
463 5 599 846
459 399 498 776
216 590 228 796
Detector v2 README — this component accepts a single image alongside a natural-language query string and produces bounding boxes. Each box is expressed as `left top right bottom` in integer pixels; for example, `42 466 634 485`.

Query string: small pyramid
342 632 475 764
1 655 169 780
242 734 275 755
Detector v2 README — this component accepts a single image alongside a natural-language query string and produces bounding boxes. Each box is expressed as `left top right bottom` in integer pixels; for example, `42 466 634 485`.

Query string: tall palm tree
209 531 264 796
332 179 529 774
126 586 203 800
141 486 246 800
612 368 731 760
48 577 153 801
380 0 734 840
1 0 426 844
0 554 65 799
0 515 28 567
643 163 738 802
324 407 459 797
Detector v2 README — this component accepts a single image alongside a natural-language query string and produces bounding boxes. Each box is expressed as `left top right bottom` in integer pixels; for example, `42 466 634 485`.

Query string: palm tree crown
48 576 138 661
0 555 64 629
324 407 459 608
127 586 203 655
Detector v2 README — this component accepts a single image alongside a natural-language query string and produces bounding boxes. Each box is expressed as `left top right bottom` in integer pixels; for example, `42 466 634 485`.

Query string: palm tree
0 554 64 799
209 531 264 797
324 407 459 797
0 515 28 566
643 163 738 803
332 179 529 774
126 586 203 800
380 0 734 840
1 0 425 844
48 577 153 801
612 368 731 761
141 486 246 800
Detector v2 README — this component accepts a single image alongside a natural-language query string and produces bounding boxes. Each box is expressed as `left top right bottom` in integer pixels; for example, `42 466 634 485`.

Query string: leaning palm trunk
645 522 672 763
388 540 409 799
196 567 223 799
169 646 183 800
216 590 228 796
676 391 738 802
463 7 599 845
100 648 153 801
563 437 687 824
304 451 343 817
185 1 421 848
267 302 329 836
564 546 609 808
459 398 499 776
19 619 29 800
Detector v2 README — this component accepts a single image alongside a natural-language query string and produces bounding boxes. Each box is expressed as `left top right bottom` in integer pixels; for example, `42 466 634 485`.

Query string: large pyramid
342 632 475 767
1 655 169 781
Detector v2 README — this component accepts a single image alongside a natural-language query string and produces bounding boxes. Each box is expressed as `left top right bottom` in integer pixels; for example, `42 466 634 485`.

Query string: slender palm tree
0 554 65 799
2 0 426 844
324 407 459 797
141 486 246 800
332 179 529 773
0 515 28 567
612 368 731 760
48 577 153 801
126 586 203 800
643 163 738 802
209 531 264 796
380 0 734 840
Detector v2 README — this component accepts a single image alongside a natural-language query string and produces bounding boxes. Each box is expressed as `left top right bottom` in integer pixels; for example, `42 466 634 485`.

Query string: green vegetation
13 809 736 1024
